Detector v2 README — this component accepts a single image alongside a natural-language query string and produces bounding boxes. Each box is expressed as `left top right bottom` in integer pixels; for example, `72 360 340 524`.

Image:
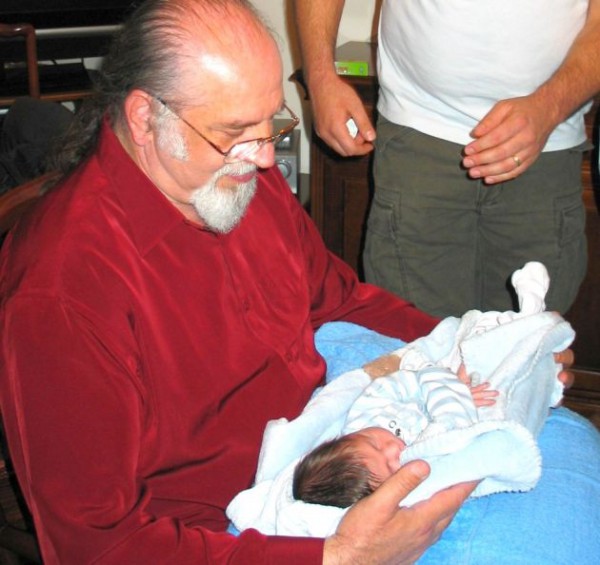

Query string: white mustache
220 162 257 177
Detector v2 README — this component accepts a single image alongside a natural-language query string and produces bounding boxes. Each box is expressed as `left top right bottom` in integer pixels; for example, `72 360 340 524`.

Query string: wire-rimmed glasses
155 96 299 163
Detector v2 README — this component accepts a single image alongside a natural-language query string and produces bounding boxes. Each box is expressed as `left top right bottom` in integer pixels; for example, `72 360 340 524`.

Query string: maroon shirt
0 122 437 564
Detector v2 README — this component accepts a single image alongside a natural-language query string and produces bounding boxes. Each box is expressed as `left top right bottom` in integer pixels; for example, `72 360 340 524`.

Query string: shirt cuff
264 535 324 565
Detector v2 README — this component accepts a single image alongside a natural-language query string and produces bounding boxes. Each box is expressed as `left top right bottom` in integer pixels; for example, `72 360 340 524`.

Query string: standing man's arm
293 0 376 156
463 0 600 184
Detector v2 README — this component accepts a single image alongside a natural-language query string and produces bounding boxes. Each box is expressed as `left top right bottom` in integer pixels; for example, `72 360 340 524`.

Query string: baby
293 364 497 508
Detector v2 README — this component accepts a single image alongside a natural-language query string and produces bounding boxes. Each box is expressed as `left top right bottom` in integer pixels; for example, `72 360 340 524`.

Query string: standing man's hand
325 460 476 565
462 94 556 185
462 0 600 185
308 73 376 157
293 0 376 158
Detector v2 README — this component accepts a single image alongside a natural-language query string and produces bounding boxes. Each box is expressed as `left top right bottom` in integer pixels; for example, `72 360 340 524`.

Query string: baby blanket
227 265 575 538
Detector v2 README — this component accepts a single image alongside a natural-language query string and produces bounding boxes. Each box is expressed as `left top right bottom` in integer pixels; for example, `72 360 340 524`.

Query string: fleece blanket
227 311 575 537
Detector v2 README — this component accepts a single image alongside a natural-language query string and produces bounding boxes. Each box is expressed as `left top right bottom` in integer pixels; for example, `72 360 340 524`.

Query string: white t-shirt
378 0 591 151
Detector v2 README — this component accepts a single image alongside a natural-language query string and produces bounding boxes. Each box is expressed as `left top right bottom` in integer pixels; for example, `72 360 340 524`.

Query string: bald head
170 0 282 108
94 0 279 124
51 0 284 182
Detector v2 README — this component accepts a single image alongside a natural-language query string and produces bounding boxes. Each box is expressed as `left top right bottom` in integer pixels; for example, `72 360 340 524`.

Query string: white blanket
227 265 575 537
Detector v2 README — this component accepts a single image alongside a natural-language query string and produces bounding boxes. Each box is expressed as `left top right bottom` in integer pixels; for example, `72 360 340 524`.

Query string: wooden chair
0 174 52 242
0 432 42 565
0 22 94 108
0 175 52 564
0 23 40 107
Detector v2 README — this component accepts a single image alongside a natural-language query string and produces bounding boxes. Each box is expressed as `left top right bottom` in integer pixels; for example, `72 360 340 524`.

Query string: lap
418 407 600 564
315 323 600 563
228 323 600 564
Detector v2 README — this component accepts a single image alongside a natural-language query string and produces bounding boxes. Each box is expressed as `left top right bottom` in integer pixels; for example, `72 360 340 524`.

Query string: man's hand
461 94 558 185
363 354 401 379
555 349 575 390
324 460 476 565
309 73 376 157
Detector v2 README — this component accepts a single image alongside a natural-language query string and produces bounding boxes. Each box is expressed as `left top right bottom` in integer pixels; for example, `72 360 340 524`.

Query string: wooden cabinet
309 74 600 423
309 75 377 280
563 96 600 421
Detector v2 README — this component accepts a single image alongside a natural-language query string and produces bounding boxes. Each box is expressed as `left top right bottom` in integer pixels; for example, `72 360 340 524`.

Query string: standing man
294 0 600 317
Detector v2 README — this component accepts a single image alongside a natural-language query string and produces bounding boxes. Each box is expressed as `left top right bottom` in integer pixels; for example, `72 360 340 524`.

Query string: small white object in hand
346 118 358 138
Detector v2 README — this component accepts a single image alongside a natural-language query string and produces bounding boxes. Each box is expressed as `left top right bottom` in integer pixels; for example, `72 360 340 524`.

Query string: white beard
189 161 257 233
156 117 258 233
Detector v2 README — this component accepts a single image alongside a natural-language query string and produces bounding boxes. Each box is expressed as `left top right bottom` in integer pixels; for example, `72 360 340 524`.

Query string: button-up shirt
0 121 437 564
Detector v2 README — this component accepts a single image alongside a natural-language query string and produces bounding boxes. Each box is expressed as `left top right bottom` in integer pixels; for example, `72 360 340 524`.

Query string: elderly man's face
149 25 284 231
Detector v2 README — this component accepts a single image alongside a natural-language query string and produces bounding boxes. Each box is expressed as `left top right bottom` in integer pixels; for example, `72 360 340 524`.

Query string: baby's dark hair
292 435 377 508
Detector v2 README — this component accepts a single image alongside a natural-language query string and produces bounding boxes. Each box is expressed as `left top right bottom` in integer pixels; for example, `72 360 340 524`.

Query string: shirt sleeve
0 294 324 564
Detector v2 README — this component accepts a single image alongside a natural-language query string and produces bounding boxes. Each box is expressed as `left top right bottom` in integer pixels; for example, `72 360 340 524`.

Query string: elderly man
0 1 592 564
0 1 474 563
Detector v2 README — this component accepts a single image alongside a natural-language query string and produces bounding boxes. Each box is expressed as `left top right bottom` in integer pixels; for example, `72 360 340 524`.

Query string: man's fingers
368 460 430 513
554 349 574 368
554 349 575 389
363 354 401 379
410 480 478 524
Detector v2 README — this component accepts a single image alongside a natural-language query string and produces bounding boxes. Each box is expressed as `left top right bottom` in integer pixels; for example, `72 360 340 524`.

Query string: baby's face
349 427 407 484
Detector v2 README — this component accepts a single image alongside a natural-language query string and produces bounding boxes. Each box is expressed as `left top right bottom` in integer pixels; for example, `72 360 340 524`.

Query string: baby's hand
469 382 499 407
456 363 498 407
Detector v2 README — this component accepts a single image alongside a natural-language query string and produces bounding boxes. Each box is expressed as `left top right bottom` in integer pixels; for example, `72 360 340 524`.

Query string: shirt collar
95 117 190 256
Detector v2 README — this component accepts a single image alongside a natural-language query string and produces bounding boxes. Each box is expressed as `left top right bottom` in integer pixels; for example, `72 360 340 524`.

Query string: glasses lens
225 106 298 162
227 140 263 161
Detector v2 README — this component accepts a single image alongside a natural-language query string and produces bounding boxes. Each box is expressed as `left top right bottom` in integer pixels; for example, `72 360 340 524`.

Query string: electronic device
275 129 300 196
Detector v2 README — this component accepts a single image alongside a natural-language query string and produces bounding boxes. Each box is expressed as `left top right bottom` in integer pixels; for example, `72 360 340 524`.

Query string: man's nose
247 141 275 169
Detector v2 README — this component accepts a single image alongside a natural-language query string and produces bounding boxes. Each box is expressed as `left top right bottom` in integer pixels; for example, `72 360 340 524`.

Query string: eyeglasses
155 96 299 163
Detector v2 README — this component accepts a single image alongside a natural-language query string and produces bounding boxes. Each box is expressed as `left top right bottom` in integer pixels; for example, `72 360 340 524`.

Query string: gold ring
513 154 522 167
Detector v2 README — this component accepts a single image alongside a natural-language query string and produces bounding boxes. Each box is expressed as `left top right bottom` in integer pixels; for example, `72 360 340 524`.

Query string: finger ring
513 154 522 167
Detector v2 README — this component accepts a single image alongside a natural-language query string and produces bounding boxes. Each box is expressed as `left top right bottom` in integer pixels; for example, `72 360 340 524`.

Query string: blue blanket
316 322 600 564
228 322 600 563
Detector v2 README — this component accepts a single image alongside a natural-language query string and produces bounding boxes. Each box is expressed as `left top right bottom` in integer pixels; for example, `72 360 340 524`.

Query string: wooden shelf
0 89 94 108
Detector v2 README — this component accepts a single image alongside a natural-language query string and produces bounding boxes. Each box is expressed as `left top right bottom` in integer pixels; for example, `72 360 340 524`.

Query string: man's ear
123 89 156 147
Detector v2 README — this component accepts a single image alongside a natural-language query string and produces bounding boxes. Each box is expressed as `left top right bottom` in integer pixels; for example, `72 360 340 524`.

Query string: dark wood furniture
0 23 39 104
0 176 49 564
0 22 94 108
309 71 600 425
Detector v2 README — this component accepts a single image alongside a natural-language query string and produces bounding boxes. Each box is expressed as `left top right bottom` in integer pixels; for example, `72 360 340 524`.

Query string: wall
251 0 380 175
